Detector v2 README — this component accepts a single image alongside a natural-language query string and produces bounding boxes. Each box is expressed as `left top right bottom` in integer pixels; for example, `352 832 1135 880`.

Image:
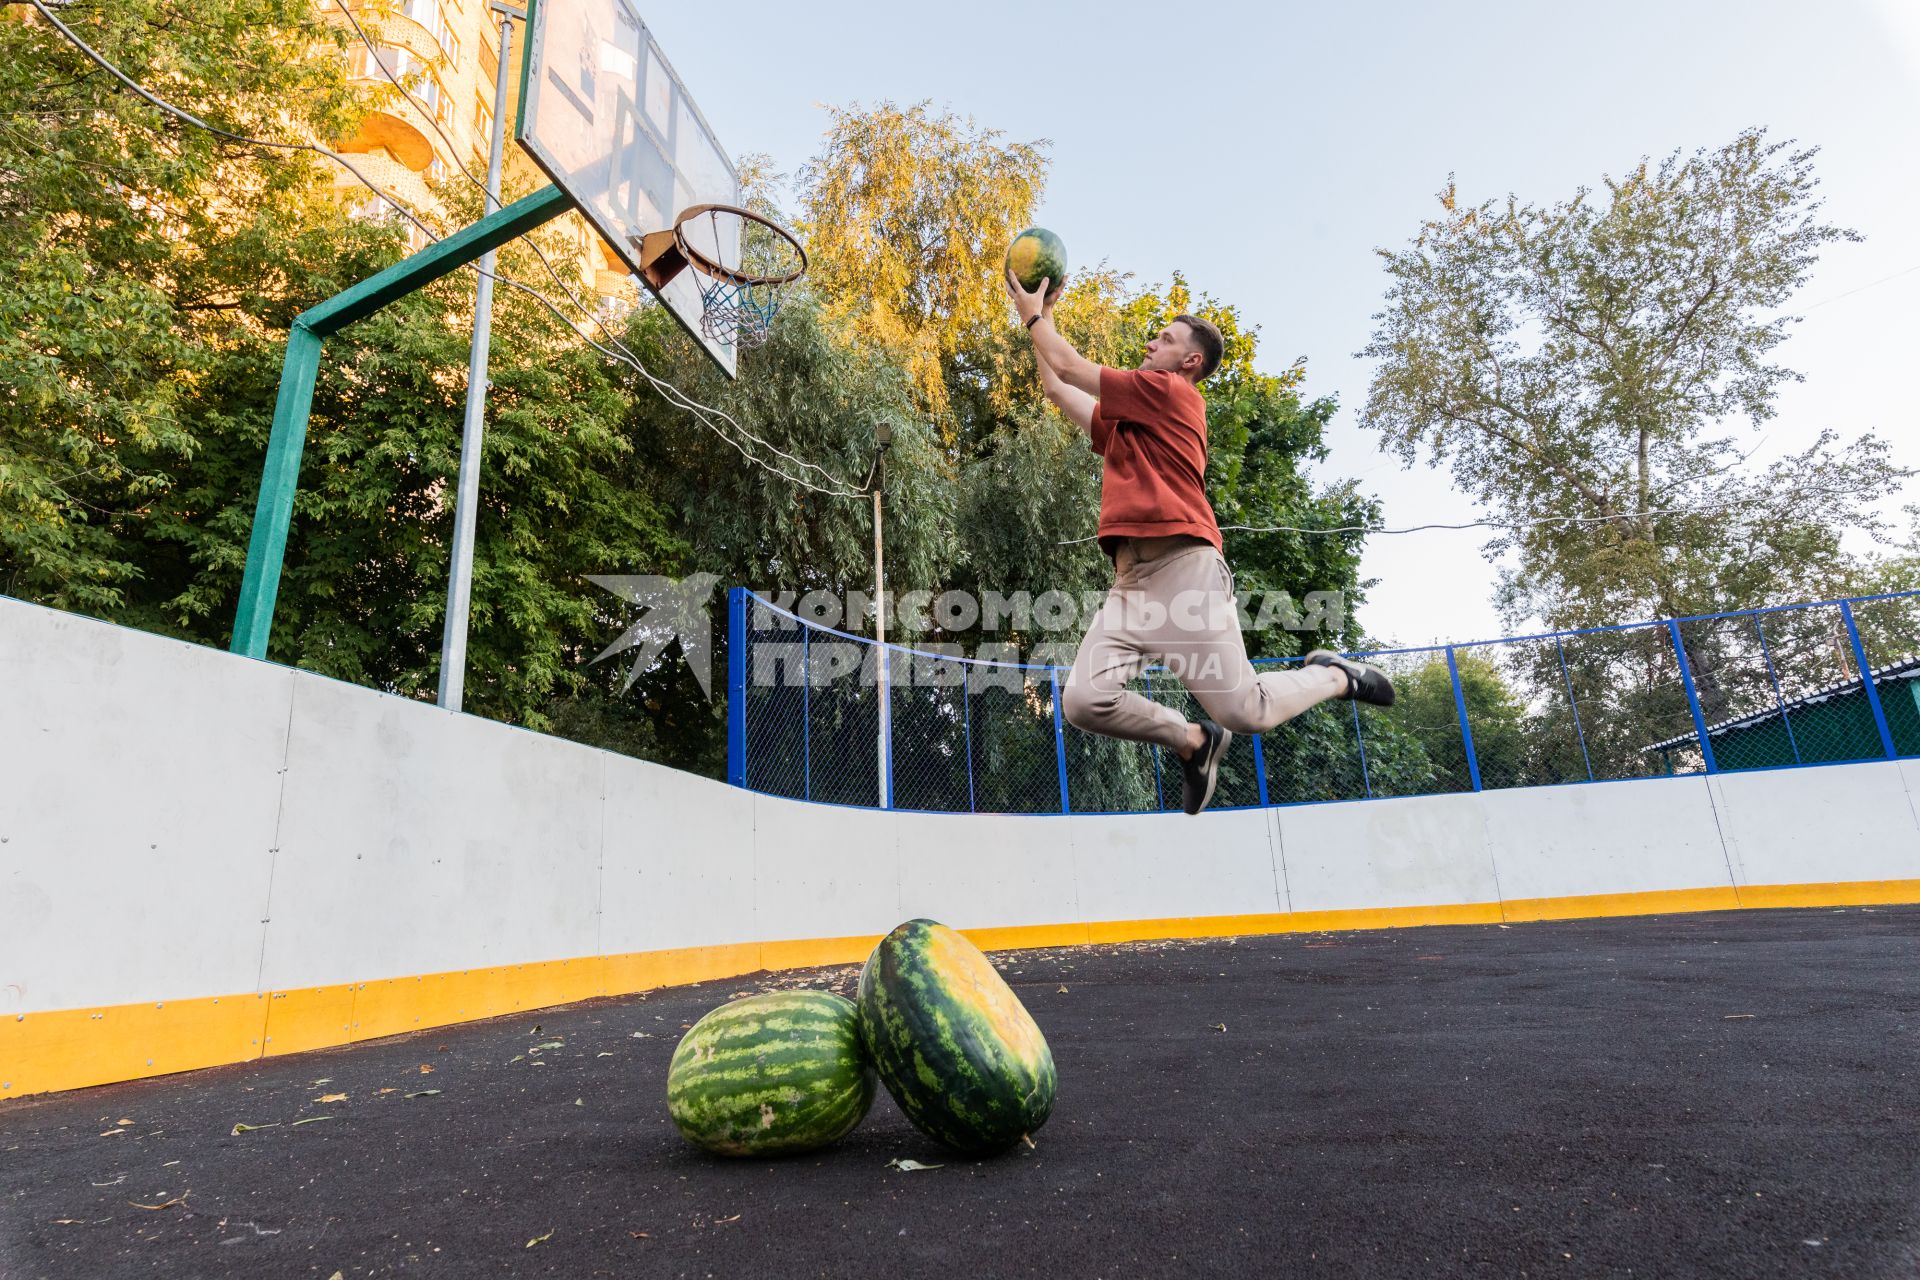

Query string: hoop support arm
230 184 576 661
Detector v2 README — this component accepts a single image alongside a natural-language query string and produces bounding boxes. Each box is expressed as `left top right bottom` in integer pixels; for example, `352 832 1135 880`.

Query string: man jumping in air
1007 270 1395 815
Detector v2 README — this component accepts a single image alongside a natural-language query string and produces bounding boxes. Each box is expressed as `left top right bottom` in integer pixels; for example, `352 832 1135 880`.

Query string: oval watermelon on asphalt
857 919 1056 1153
666 990 876 1156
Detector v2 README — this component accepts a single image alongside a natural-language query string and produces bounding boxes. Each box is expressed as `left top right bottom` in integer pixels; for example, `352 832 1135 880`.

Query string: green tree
1359 129 1910 634
0 0 365 610
0 3 696 732
1385 652 1529 791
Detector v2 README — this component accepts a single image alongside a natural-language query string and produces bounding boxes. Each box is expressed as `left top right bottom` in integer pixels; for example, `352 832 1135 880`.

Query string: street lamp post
873 422 892 808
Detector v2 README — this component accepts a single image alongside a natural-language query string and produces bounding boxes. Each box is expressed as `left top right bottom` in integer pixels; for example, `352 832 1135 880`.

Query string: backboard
516 0 744 377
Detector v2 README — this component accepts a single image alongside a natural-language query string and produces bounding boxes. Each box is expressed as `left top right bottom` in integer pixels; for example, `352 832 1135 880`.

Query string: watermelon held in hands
1006 226 1068 296
666 991 876 1157
857 919 1056 1154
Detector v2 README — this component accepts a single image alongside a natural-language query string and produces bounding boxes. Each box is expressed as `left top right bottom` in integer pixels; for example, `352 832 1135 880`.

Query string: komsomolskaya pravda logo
588 574 721 697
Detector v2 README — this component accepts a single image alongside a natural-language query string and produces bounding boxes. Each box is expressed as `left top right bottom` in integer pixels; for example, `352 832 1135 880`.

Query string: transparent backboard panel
517 0 741 375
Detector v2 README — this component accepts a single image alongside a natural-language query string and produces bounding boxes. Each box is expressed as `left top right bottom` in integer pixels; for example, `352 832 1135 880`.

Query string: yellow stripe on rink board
1501 886 1745 922
6 879 1920 1099
1736 879 1920 909
1 994 270 1097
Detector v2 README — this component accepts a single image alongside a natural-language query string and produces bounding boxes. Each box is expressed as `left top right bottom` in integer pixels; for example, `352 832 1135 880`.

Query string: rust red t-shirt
1090 367 1222 556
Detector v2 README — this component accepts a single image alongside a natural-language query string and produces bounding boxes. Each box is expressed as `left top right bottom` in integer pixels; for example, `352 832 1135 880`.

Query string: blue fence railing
726 587 1920 815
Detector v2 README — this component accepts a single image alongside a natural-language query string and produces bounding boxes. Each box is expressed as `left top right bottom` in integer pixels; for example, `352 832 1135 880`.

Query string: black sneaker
1180 720 1232 816
1305 650 1396 707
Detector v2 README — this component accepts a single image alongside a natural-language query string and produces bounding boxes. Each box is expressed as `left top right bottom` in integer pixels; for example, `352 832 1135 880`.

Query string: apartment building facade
330 0 631 299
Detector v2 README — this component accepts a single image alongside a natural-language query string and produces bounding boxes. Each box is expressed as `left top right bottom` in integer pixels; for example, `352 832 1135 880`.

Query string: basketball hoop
633 205 808 349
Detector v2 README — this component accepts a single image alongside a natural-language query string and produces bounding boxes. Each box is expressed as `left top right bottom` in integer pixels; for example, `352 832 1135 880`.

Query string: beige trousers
1061 536 1344 751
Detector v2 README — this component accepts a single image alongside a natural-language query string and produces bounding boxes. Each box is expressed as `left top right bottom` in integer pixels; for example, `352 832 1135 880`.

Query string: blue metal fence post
882 646 895 809
802 627 811 801
726 587 748 788
962 673 975 813
1351 699 1373 799
1446 646 1483 792
1049 669 1071 814
1553 634 1594 781
1752 616 1801 766
1251 734 1271 807
1668 618 1719 774
1839 600 1898 759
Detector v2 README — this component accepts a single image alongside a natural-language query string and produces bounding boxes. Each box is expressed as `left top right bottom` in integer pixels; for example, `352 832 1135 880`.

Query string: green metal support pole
231 324 324 659
229 184 574 659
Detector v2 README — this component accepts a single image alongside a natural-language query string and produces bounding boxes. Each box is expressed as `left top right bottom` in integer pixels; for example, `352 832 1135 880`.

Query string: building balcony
337 106 436 173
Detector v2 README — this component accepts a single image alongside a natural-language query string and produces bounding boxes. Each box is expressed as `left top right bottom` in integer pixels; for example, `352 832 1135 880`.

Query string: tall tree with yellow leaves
798 101 1047 445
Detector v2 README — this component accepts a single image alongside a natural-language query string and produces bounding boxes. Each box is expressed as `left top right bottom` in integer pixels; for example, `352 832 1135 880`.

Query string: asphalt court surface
3 906 1917 1278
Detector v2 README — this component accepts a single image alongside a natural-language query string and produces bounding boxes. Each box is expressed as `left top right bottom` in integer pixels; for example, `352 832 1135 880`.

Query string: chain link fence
729 589 1920 813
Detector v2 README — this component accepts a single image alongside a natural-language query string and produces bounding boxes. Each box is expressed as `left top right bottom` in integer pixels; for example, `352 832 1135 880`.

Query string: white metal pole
438 8 517 711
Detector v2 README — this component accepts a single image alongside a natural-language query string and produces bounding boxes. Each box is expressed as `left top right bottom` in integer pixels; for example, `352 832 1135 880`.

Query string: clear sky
642 0 1920 647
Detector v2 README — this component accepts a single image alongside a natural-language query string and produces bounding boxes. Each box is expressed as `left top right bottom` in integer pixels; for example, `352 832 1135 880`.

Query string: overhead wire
30 0 865 499
1057 504 1764 546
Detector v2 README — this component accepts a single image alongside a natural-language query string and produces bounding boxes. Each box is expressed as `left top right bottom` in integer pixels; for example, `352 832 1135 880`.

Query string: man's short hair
1173 315 1224 382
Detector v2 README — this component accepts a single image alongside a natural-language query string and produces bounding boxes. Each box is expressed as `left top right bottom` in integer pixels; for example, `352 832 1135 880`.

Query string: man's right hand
1005 267 1053 328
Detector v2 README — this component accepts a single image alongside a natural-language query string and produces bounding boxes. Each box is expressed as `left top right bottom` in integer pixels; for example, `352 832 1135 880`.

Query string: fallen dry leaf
405 1089 441 1099
376 1088 396 1095
1211 1023 1228 1033
526 1228 555 1248
1021 1133 1036 1150
290 1116 334 1127
230 1123 278 1135
1057 985 1069 994
129 1192 188 1211
98 1129 125 1138
313 1093 348 1104
888 1158 944 1171
628 1230 651 1239
1723 1014 1757 1020
418 1064 434 1075
116 1118 133 1126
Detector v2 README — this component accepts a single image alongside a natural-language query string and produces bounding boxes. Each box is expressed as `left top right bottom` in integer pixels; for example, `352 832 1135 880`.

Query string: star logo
587 573 721 697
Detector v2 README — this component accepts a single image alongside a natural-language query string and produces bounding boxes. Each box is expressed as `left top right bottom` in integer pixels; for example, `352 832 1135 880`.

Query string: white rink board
1278 792 1501 914
3 596 1919 1019
257 676 607 992
0 607 291 1013
1479 776 1732 902
1710 761 1920 888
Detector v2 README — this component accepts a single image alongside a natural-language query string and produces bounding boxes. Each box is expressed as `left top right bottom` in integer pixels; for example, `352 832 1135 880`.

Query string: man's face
1139 321 1198 378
